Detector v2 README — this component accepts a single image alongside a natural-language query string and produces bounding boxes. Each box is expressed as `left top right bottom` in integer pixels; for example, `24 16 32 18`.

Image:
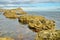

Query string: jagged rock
18 12 56 40
55 30 60 39
28 19 55 32
35 30 58 40
18 15 34 24
33 16 45 21
18 15 45 24
18 14 55 32
28 20 42 32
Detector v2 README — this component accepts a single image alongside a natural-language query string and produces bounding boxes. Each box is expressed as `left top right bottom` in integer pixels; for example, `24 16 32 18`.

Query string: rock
28 20 43 32
0 37 14 40
45 20 55 29
18 15 34 24
33 16 45 21
18 15 45 24
18 14 56 40
35 30 58 40
3 8 27 19
0 8 5 12
55 30 60 39
3 10 18 19
18 14 55 32
28 19 55 32
15 8 27 15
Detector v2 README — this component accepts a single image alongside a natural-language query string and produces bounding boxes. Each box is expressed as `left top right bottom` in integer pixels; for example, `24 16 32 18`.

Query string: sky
0 0 60 11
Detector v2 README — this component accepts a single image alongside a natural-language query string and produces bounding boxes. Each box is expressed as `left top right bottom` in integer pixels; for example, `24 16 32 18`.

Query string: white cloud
0 0 60 11
0 0 31 4
0 0 60 4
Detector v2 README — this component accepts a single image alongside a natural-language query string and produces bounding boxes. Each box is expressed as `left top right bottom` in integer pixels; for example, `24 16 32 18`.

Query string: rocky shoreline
0 8 60 40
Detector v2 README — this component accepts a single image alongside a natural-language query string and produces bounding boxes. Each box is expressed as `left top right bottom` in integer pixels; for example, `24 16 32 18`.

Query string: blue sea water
0 11 60 40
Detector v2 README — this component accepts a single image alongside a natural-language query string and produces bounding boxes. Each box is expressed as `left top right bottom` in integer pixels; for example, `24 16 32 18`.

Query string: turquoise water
0 11 60 40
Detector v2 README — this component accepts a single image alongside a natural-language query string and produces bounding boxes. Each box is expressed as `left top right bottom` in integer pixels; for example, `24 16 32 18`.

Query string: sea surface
0 11 60 40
